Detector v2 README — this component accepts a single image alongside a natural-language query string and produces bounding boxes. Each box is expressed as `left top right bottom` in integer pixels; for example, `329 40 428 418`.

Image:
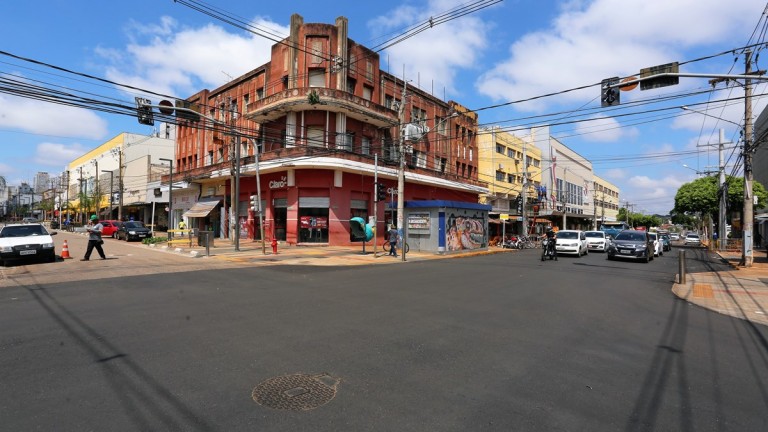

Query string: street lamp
159 158 173 230
101 169 113 219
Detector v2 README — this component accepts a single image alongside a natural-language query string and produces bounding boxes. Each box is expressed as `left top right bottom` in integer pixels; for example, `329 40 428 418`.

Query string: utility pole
93 159 99 217
718 129 728 251
78 167 84 223
742 49 755 267
521 137 529 237
396 79 408 262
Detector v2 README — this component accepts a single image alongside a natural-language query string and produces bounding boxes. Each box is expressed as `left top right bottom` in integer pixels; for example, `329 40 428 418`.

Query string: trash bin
198 230 214 248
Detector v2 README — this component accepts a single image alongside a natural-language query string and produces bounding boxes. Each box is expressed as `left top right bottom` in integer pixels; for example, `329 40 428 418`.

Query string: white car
584 230 608 252
684 233 702 246
555 230 588 256
670 233 680 241
0 223 58 266
648 232 663 257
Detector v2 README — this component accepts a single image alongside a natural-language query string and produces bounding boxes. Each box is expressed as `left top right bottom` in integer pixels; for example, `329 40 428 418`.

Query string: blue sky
1 0 767 214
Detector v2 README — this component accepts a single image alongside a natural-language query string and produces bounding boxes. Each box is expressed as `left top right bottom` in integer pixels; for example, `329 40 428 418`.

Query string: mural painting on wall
446 213 487 251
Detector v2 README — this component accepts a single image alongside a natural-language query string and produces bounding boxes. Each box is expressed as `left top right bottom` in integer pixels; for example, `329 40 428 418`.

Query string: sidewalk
672 248 768 326
152 237 511 266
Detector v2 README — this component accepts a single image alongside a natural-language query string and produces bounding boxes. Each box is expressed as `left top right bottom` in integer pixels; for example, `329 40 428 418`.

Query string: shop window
299 209 329 243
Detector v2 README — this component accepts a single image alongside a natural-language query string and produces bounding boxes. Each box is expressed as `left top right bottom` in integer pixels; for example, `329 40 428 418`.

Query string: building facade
172 14 487 248
592 175 621 227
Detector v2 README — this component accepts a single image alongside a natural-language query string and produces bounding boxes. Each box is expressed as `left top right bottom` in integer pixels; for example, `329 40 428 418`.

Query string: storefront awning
182 198 221 218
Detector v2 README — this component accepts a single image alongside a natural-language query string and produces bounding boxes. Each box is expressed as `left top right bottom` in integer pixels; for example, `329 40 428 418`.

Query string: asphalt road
1 245 766 431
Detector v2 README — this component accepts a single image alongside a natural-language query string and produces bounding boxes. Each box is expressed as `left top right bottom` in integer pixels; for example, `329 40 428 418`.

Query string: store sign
407 213 431 230
300 216 328 229
269 175 288 189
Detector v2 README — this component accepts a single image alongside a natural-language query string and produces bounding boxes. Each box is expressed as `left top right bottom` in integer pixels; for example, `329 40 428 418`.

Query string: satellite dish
158 100 175 115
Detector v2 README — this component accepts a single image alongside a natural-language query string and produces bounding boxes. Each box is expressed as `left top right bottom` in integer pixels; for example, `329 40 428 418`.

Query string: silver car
684 233 702 246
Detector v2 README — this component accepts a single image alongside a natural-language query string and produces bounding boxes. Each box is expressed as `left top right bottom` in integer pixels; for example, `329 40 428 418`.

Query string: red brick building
173 14 486 247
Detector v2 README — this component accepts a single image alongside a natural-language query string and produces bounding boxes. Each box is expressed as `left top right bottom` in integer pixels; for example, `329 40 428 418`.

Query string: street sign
640 62 679 90
601 77 620 107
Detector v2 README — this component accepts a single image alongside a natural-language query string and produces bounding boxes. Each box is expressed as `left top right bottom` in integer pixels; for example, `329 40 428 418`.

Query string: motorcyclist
543 227 558 260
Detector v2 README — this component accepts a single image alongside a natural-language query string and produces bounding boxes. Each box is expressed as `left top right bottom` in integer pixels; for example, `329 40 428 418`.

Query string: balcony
245 87 398 128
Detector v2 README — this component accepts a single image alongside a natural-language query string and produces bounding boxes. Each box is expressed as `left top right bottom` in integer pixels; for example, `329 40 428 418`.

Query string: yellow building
477 127 543 235
592 174 620 224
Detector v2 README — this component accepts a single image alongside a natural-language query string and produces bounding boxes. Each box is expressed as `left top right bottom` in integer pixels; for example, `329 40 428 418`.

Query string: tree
673 175 768 220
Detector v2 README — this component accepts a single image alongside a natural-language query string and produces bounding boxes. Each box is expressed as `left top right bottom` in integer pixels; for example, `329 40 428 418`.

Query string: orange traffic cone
61 239 72 259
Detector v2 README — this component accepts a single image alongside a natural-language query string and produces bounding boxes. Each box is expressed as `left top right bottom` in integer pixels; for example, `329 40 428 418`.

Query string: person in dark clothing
81 215 106 261
388 224 399 257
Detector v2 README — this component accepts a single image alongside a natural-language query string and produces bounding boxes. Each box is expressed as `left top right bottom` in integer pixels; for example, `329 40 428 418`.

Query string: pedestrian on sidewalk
388 224 399 257
81 215 106 261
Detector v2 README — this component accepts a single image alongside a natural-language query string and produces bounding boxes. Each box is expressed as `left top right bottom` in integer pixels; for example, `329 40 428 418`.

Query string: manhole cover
252 373 339 411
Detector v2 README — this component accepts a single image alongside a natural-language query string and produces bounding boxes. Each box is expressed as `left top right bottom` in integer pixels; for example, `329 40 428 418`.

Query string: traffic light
600 77 620 107
376 183 387 202
250 195 259 212
135 97 154 125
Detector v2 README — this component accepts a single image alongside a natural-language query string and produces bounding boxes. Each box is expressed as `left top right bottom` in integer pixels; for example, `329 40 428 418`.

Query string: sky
2 0 768 215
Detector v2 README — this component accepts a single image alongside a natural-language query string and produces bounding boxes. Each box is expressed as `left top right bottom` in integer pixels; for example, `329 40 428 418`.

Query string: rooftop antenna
222 71 234 82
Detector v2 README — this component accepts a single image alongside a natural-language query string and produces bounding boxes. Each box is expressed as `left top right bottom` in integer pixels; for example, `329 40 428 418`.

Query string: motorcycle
541 238 557 261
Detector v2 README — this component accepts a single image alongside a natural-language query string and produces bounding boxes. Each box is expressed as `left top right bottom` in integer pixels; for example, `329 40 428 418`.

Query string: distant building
34 172 50 193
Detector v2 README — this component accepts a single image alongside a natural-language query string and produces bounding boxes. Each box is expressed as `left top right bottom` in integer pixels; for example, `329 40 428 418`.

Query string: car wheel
113 232 118 238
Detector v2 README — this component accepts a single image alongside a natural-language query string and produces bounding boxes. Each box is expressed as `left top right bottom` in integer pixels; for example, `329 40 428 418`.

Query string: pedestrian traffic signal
600 77 620 107
376 183 387 202
135 97 154 125
250 194 259 212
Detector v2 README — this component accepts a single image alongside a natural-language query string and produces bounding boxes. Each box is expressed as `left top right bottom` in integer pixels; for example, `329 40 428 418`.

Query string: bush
143 237 168 245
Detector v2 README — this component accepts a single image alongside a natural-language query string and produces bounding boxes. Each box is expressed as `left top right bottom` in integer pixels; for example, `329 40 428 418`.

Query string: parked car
0 223 57 266
21 217 39 224
684 233 702 246
101 220 122 238
606 230 653 262
116 221 152 241
555 230 588 256
669 232 680 241
584 230 608 252
648 232 663 257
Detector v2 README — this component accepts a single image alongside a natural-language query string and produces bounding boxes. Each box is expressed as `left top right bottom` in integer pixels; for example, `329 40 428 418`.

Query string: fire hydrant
271 238 278 254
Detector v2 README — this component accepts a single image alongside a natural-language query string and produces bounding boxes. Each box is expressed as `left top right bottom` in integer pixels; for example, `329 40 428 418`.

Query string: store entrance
274 208 287 241
299 208 329 243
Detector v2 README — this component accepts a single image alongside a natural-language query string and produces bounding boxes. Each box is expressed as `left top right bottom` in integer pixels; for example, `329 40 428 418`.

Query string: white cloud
0 88 108 139
573 115 639 142
34 143 89 167
100 16 289 97
369 0 494 96
476 0 765 112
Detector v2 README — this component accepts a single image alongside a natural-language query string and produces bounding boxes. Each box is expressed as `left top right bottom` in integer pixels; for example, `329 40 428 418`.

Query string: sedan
116 221 152 241
0 223 57 266
555 230 588 256
684 233 702 246
584 230 608 252
607 230 653 263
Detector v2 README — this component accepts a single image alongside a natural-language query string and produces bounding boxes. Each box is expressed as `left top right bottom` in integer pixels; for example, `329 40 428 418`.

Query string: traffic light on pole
376 183 387 202
600 77 620 107
135 97 154 125
250 195 259 212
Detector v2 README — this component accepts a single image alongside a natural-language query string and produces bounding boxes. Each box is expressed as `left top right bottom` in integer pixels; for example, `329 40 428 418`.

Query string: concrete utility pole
522 137 529 237
718 129 728 251
740 50 755 266
159 158 173 231
396 80 408 262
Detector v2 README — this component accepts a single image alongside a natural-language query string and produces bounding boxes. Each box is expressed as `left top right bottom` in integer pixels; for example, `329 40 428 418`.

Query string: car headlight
41 243 54 249
129 230 137 235
0 246 12 253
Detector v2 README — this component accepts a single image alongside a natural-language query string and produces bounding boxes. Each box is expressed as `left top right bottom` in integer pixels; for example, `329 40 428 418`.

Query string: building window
307 127 325 148
207 151 214 165
507 148 514 158
436 116 448 135
385 95 393 109
256 88 264 100
311 40 323 64
347 78 356 94
309 69 325 87
337 132 353 151
496 144 505 155
496 171 505 181
243 94 250 110
366 60 373 81
362 85 372 101
349 54 357 75
361 136 370 155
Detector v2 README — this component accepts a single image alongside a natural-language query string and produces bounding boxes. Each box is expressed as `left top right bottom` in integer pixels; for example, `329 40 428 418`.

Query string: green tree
673 175 768 220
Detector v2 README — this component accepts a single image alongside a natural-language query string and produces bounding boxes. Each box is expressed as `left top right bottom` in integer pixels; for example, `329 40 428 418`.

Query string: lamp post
101 169 113 219
159 158 173 230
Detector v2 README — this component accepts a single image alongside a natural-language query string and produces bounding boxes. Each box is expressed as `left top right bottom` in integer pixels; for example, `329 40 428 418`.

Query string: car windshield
649 234 657 240
687 234 700 238
558 231 578 239
615 232 646 242
585 232 604 238
0 225 47 237
124 222 145 229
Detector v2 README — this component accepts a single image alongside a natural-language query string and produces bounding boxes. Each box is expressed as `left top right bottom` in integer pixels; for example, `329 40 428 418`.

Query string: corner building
175 14 486 247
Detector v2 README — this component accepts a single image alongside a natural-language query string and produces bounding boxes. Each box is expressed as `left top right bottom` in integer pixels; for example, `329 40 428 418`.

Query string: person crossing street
81 215 107 261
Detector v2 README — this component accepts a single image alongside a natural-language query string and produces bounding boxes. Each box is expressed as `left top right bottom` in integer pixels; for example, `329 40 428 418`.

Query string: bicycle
382 239 410 254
